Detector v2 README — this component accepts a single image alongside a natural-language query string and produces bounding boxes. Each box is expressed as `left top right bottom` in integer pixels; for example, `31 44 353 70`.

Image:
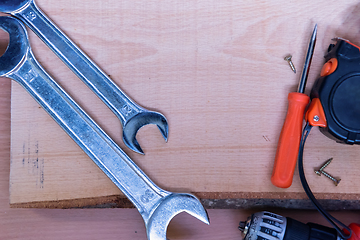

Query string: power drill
239 211 360 240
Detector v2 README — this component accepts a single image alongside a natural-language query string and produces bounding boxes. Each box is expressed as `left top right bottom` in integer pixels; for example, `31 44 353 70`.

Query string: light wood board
9 0 360 207
2 57 360 239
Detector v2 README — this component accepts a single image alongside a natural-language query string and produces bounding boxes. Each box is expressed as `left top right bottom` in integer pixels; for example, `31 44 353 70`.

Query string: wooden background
8 0 360 206
10 0 360 204
1 0 360 239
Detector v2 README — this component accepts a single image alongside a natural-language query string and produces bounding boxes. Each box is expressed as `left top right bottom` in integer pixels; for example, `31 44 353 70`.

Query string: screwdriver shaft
298 24 318 93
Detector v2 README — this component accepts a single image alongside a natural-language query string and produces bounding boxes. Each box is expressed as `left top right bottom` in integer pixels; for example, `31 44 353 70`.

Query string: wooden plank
2 60 360 239
9 0 360 207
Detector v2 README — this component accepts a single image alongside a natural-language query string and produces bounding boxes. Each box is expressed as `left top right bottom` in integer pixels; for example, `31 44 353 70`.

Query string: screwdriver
271 24 317 188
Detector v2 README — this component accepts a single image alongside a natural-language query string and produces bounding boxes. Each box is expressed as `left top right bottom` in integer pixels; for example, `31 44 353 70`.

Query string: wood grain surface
1 1 360 239
7 0 360 207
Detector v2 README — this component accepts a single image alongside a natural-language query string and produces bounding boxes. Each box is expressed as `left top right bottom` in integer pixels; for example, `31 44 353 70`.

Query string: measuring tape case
310 39 360 144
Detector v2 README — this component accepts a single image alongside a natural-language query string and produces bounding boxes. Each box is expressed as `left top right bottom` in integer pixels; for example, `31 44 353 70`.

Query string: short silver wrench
0 16 208 239
1 0 168 154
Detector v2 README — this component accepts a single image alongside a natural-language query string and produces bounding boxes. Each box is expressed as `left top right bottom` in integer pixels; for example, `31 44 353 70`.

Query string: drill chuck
239 211 340 240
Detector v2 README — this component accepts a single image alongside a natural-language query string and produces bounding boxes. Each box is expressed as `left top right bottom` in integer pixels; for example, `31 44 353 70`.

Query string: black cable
298 122 352 239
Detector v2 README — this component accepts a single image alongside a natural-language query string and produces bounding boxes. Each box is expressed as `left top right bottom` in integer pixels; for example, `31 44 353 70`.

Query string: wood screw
314 158 333 176
314 158 340 186
319 170 341 186
284 55 296 73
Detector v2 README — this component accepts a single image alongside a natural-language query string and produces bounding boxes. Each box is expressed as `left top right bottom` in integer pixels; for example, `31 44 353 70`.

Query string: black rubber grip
283 217 310 240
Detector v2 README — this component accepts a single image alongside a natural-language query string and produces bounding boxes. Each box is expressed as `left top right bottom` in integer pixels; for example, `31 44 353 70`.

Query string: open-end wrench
0 16 208 239
0 0 168 154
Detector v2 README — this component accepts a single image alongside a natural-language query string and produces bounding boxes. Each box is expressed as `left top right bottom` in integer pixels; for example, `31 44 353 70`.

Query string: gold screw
319 170 341 186
314 158 333 176
314 158 341 186
284 55 296 73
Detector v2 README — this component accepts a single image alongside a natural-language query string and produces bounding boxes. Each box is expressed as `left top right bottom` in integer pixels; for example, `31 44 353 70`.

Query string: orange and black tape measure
308 38 360 144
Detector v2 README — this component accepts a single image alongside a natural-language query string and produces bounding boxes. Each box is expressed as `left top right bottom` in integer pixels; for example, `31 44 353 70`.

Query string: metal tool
239 211 360 240
271 24 317 188
0 16 209 239
0 0 168 154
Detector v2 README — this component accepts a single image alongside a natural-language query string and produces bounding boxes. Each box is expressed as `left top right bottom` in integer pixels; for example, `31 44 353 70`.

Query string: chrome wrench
1 0 168 154
0 16 208 239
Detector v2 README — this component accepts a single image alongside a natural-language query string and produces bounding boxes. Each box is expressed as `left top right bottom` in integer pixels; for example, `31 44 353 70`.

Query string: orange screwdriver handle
271 92 310 188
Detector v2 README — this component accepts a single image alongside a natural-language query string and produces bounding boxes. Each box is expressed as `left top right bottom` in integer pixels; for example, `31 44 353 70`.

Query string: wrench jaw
123 111 168 155
145 193 209 240
0 16 28 77
1 0 170 155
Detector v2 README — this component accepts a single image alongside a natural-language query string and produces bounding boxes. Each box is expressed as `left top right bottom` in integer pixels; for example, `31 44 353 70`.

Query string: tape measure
307 38 360 144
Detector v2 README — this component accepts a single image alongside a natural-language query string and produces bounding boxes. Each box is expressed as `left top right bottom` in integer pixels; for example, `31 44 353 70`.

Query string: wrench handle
13 0 142 125
271 92 309 188
8 49 167 222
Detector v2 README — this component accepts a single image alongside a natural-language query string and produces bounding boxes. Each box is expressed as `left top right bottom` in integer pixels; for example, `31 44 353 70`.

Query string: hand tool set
1 1 359 239
3 0 168 155
270 25 360 240
273 27 360 190
0 1 208 239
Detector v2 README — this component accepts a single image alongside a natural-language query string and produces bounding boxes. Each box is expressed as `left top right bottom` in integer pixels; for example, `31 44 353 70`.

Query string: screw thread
284 55 296 73
320 170 340 186
319 158 333 171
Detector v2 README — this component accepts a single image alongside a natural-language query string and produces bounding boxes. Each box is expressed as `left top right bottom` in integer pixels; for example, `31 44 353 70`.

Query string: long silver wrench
1 0 168 154
0 16 208 239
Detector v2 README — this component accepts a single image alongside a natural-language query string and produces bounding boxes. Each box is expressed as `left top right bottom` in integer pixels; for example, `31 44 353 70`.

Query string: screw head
284 55 292 61
313 115 320 122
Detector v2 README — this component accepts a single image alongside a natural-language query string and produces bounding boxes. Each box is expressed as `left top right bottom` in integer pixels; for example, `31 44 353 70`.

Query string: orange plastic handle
271 92 310 188
347 223 360 240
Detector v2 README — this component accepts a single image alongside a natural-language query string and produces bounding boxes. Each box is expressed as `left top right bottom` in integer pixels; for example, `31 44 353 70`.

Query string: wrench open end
123 111 168 155
146 193 209 240
1 0 170 154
